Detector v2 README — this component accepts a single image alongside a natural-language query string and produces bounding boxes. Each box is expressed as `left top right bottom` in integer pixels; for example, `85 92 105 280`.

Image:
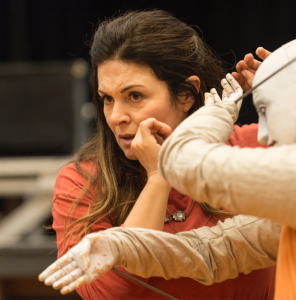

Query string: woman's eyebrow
98 85 144 95
120 84 144 93
97 89 107 95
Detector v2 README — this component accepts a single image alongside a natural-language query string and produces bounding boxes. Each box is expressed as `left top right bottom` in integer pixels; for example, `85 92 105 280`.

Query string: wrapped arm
158 101 296 229
40 213 279 292
107 215 279 285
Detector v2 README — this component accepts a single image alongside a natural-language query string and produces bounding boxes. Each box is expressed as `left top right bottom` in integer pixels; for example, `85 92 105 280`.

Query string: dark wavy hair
65 10 231 244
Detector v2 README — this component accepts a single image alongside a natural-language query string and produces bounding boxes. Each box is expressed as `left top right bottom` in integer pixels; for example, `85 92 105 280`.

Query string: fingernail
241 71 247 78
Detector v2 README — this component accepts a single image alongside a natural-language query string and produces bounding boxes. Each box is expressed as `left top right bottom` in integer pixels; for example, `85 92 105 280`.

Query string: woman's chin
124 150 138 161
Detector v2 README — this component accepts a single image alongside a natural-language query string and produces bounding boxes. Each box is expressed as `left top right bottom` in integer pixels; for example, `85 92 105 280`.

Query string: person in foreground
158 39 296 299
39 10 278 300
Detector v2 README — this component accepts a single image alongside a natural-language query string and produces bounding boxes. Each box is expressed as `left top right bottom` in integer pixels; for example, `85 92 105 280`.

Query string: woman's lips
119 135 135 146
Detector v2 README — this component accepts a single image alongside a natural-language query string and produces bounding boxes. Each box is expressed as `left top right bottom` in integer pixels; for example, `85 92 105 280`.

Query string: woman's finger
237 60 256 74
157 123 172 140
244 53 261 70
153 133 164 145
139 118 172 140
256 47 271 61
231 72 245 88
241 69 256 89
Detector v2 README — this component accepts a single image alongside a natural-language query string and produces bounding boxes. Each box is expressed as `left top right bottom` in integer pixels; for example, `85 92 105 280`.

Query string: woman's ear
182 75 200 112
187 75 200 93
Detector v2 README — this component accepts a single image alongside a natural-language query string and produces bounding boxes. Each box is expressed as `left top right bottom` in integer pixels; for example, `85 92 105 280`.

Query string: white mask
253 39 296 146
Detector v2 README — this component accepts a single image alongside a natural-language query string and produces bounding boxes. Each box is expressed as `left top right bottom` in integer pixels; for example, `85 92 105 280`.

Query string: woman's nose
109 102 131 125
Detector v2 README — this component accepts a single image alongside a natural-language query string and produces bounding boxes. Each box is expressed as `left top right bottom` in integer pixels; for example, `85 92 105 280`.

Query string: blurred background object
0 59 91 156
0 157 80 299
0 0 296 299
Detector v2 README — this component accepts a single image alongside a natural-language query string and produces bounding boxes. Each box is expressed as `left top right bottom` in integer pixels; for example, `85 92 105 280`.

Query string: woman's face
97 60 189 160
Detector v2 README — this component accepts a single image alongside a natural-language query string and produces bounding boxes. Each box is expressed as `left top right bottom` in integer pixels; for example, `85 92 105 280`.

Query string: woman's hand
232 47 271 91
131 118 172 178
204 74 243 108
38 232 115 295
124 118 172 230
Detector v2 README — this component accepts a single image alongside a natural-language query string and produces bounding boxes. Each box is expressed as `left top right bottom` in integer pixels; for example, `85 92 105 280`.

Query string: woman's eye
259 105 266 115
129 92 142 102
101 95 114 104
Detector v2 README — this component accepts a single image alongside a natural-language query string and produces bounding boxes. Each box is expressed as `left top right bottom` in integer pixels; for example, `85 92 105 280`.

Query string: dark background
1 0 296 126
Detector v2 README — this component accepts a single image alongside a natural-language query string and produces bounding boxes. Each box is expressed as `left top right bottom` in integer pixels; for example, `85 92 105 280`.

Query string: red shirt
52 124 275 300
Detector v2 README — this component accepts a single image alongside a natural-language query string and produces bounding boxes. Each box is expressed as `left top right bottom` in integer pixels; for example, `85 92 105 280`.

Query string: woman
48 10 276 299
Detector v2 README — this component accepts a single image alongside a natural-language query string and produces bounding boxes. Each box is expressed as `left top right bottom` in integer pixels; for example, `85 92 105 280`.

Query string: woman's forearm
123 174 171 230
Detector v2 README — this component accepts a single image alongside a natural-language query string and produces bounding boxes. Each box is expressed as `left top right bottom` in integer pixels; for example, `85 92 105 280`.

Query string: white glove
38 232 115 295
204 73 243 110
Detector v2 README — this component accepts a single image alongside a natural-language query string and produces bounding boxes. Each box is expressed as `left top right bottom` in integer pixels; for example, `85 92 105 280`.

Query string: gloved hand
204 73 243 110
38 232 115 294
